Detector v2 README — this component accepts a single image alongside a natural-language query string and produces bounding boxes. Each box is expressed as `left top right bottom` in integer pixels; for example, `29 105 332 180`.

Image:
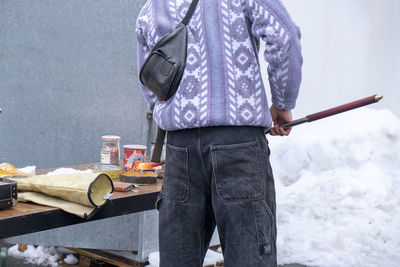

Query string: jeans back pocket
211 140 265 202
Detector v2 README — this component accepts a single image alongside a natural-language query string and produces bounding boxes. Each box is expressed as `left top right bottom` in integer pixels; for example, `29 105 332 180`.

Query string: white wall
261 0 400 119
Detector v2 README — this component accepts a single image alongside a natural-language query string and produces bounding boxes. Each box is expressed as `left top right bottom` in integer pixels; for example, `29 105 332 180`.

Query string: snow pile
63 254 79 265
203 249 224 265
7 245 77 267
270 108 400 267
147 251 160 266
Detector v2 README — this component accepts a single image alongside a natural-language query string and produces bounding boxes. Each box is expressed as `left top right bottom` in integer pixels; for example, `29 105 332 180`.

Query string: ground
1 241 308 267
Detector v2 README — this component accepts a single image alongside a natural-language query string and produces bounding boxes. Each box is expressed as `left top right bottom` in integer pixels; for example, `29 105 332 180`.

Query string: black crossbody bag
139 0 199 101
139 0 199 163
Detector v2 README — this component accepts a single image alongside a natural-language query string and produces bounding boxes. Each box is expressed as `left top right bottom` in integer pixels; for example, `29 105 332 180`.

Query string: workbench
0 164 162 262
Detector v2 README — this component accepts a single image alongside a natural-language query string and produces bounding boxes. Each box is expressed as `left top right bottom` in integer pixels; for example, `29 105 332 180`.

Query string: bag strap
181 0 200 26
150 0 199 163
151 127 166 163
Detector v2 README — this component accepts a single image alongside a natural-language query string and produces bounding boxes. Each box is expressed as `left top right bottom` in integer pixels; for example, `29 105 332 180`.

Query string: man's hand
269 105 293 136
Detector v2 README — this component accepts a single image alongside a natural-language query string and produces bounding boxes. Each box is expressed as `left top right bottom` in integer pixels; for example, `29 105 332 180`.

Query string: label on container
123 145 146 171
101 152 111 164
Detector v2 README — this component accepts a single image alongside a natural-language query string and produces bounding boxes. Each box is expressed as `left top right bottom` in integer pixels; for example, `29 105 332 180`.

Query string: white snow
271 108 400 267
7 245 78 266
46 167 92 176
145 249 224 267
8 245 57 267
63 254 79 265
203 249 224 265
147 251 160 266
16 166 92 176
17 166 94 176
17 165 36 175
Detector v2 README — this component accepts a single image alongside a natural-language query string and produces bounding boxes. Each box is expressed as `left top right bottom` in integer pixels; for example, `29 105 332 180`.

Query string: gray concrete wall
0 0 149 169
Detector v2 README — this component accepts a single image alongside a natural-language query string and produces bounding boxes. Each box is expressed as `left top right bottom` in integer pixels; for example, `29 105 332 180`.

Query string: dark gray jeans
156 126 277 267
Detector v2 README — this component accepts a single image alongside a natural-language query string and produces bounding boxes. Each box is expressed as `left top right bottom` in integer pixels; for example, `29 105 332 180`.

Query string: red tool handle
279 94 383 130
306 94 382 122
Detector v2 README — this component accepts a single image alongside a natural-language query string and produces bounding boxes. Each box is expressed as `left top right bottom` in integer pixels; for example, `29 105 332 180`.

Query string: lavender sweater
136 0 303 131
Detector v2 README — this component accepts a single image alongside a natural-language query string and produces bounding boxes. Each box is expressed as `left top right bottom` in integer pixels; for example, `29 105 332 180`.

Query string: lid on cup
101 135 120 141
123 144 147 150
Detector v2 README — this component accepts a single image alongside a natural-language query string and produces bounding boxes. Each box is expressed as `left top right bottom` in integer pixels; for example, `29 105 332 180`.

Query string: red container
123 145 147 171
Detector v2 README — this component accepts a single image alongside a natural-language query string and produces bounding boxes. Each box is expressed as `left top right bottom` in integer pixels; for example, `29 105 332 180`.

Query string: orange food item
0 162 33 176
128 161 162 171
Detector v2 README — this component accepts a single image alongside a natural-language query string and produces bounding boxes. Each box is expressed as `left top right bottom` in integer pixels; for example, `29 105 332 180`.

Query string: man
136 0 302 266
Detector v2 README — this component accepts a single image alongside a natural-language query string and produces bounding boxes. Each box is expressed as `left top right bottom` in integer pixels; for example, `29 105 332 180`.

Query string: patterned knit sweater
136 0 303 131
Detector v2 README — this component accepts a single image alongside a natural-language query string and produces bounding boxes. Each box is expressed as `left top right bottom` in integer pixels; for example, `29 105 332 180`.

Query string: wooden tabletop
0 164 161 239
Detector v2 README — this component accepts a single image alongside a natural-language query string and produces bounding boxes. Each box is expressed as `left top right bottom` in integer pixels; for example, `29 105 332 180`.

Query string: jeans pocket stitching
254 199 274 258
211 140 258 151
163 143 189 202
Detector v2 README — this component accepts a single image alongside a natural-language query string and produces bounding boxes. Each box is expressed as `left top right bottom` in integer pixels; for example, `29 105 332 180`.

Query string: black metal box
0 178 17 209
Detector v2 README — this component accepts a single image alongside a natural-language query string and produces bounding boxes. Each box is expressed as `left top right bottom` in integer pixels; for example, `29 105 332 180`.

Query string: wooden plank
66 248 147 267
17 244 28 252
77 255 92 267
67 248 222 267
209 245 221 252
0 191 159 239
0 202 56 220
216 260 224 266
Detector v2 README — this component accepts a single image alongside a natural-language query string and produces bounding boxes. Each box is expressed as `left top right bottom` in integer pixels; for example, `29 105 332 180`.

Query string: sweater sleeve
136 17 157 111
245 0 303 110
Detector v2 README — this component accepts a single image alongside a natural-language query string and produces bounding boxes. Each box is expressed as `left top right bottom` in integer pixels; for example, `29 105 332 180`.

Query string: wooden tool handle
306 94 382 122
